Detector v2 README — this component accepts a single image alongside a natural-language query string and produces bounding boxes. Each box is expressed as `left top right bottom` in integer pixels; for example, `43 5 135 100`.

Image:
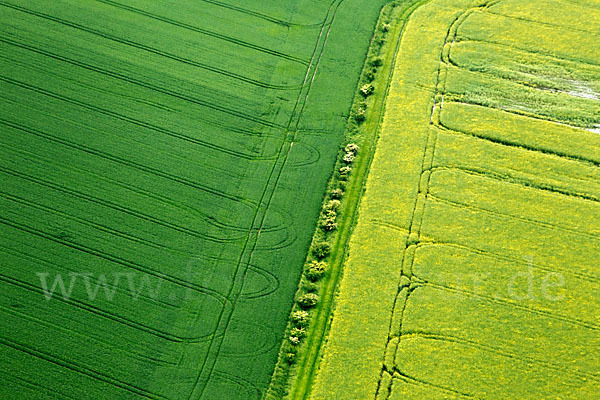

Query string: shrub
354 108 366 123
324 208 337 218
306 261 327 281
291 310 310 326
291 327 306 338
321 217 337 232
370 57 383 67
345 143 359 154
343 152 356 164
365 71 375 82
325 199 341 212
289 336 301 346
284 352 296 364
330 188 344 199
360 83 374 97
302 280 318 293
298 293 319 308
311 242 330 259
381 23 391 32
339 166 352 179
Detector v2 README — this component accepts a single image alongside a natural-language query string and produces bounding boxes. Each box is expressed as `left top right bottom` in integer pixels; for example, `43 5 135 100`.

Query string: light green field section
311 0 600 399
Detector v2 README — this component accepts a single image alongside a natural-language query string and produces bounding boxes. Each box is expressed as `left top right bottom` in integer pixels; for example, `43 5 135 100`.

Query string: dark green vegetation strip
265 1 433 399
0 0 391 399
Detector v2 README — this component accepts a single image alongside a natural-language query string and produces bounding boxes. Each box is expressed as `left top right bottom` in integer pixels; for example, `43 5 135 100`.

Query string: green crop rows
311 0 600 399
0 0 390 399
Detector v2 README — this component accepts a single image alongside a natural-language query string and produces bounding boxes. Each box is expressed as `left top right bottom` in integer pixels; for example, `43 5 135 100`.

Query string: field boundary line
282 2 438 399
93 0 311 66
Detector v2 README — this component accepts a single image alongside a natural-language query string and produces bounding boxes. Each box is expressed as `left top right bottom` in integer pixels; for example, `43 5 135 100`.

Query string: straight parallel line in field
0 218 230 309
0 304 178 367
0 244 182 310
0 336 165 400
430 165 600 203
0 152 247 243
434 121 600 167
446 56 600 102
557 0 600 11
0 118 258 213
0 2 302 91
0 165 244 243
199 0 323 27
0 272 218 344
0 191 204 252
439 97 593 134
94 0 311 66
0 366 79 400
455 38 600 69
482 8 600 36
439 66 599 129
427 193 600 241
0 37 283 132
399 332 600 382
413 278 600 331
415 241 600 283
0 76 277 161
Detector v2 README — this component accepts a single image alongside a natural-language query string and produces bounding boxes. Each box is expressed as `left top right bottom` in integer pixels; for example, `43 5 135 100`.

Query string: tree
345 143 359 154
360 83 374 97
321 217 337 232
291 310 310 326
305 261 327 281
325 199 341 212
330 188 344 199
291 327 306 338
311 242 330 259
298 293 319 308
339 166 352 177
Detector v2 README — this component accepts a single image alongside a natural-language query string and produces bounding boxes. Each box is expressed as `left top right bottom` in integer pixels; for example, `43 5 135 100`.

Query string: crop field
0 0 390 399
311 0 600 399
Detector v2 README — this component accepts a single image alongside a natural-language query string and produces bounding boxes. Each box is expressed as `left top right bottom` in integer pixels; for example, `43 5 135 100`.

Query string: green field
0 0 389 398
311 0 600 399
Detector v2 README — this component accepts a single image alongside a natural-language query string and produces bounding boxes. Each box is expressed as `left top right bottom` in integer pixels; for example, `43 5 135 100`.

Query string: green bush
360 83 374 97
321 217 338 232
325 199 341 212
302 279 318 293
343 152 356 163
311 242 330 259
330 188 344 199
297 293 319 308
345 143 359 154
370 57 383 67
354 108 366 123
291 310 310 327
306 261 328 281
284 352 296 364
290 327 306 338
289 336 301 346
339 166 352 177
